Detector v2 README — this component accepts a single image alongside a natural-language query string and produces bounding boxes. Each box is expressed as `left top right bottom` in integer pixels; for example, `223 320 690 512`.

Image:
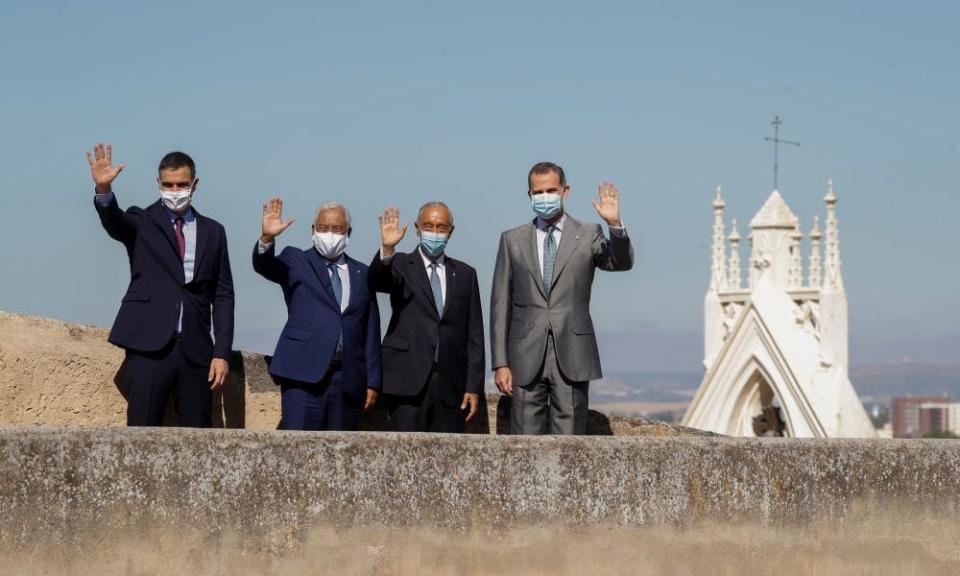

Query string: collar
163 206 195 223
418 246 446 268
536 212 566 232
318 252 348 268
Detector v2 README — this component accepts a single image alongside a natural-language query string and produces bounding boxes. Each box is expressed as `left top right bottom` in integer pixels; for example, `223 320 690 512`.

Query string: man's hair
314 201 352 228
527 161 566 189
158 151 196 179
418 201 454 225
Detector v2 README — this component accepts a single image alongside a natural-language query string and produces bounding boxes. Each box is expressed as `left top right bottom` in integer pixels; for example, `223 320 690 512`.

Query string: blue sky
0 1 957 371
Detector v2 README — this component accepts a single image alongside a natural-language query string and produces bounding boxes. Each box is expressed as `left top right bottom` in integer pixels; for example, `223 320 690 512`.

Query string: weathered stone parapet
2 428 960 574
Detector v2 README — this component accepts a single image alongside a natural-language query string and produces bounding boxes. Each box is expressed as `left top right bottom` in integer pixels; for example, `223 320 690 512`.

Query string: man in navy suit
253 197 382 431
370 203 484 433
88 143 235 427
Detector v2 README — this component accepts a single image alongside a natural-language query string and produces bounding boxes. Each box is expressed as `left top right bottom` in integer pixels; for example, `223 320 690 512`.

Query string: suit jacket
490 215 634 387
253 243 382 400
94 196 234 365
368 249 484 405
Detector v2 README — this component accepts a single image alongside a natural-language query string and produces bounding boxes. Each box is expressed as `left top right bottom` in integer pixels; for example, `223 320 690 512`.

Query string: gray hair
417 201 454 225
314 201 351 228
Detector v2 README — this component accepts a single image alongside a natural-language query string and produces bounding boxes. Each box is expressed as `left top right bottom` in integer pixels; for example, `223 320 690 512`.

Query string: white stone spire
808 215 822 288
749 190 799 289
789 222 803 289
728 219 742 290
709 186 728 292
749 190 798 230
823 179 844 290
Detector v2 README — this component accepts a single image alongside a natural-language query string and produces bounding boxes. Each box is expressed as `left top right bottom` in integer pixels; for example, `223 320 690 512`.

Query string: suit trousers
124 336 212 427
279 365 358 431
511 333 589 435
387 363 466 433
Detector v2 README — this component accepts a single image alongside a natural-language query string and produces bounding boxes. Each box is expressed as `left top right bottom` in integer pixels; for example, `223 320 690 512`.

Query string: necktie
175 217 186 262
328 262 343 353
542 225 557 298
429 262 443 362
429 262 443 316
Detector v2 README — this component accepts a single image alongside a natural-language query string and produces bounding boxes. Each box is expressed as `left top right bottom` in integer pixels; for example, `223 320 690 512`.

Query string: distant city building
683 182 877 438
949 404 960 436
890 396 951 438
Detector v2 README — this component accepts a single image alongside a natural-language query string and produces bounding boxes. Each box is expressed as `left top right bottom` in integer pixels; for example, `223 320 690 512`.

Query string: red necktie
175 217 185 261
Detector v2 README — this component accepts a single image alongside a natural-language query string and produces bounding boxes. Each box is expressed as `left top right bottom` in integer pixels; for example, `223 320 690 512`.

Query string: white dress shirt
96 190 196 332
535 213 567 276
418 246 446 306
326 254 351 313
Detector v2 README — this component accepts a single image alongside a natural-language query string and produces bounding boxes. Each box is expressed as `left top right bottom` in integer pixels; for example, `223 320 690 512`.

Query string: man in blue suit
88 143 235 427
253 197 382 431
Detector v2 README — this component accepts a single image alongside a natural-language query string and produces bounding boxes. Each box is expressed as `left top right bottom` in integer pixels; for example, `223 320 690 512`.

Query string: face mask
160 189 193 213
313 231 349 259
419 231 448 257
531 192 563 219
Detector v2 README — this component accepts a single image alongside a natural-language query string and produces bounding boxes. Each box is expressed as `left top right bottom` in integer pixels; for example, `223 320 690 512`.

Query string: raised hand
86 142 125 194
592 180 622 226
378 206 408 257
261 197 294 243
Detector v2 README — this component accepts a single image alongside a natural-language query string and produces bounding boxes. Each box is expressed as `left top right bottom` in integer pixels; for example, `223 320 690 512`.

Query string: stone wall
4 310 960 575
2 427 960 575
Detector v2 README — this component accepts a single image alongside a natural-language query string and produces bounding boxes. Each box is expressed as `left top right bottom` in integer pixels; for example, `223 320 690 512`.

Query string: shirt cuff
608 221 627 237
94 190 115 207
257 240 274 254
379 247 395 263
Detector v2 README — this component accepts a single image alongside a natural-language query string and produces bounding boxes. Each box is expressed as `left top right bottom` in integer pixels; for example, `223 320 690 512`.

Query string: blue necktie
430 262 443 362
543 226 557 298
328 262 343 353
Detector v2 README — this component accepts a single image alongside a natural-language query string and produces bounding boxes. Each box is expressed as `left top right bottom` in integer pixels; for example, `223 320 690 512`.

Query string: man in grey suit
490 162 634 435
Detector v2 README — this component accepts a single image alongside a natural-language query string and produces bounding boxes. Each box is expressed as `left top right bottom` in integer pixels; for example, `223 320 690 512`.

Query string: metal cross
764 116 801 191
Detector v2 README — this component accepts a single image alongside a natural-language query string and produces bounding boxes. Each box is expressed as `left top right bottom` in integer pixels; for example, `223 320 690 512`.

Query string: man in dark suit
88 143 234 427
369 203 484 433
253 197 381 431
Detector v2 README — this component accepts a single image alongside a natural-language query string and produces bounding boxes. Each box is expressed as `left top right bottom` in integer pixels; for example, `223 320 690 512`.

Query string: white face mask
313 231 349 259
160 189 193 213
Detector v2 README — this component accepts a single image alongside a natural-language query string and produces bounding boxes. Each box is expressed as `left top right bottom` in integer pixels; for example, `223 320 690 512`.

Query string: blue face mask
531 192 563 219
419 231 448 257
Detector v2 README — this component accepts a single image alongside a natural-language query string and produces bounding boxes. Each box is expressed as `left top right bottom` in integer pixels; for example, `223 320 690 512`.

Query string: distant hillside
851 363 960 403
587 364 960 419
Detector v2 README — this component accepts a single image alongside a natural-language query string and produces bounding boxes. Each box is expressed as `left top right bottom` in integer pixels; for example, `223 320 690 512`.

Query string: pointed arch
683 300 826 437
726 360 793 437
